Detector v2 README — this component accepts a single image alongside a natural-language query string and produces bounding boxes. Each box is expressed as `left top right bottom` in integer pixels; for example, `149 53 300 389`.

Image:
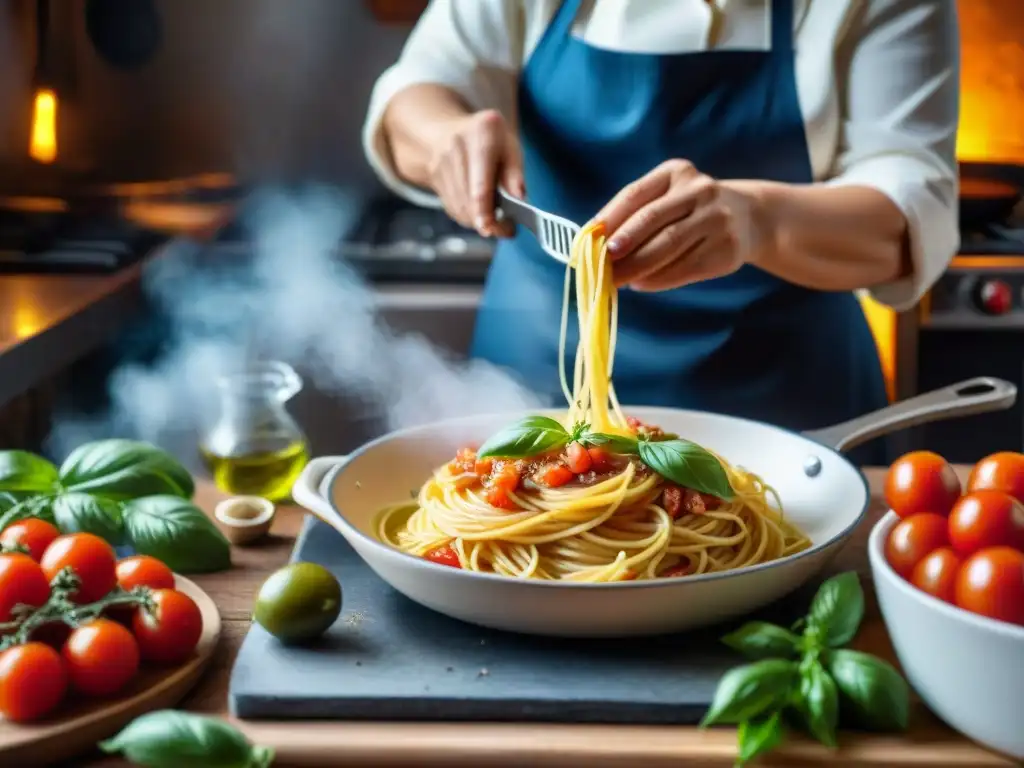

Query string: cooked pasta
375 221 810 581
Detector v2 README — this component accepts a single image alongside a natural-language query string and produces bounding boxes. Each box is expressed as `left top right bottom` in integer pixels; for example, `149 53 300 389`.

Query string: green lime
253 562 342 644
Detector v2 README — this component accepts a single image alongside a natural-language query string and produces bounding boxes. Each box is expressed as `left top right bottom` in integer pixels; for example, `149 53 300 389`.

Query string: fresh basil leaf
701 659 797 726
0 451 58 493
637 439 734 500
807 572 864 647
737 710 785 765
723 622 800 660
795 660 839 748
825 649 910 732
0 495 56 531
123 496 231 573
476 416 570 458
99 710 274 768
60 439 195 501
579 432 640 454
52 493 124 544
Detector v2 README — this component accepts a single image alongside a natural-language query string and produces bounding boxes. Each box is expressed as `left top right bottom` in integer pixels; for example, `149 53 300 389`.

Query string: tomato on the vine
954 546 1024 626
884 451 961 518
0 519 60 562
62 618 140 697
0 553 51 623
967 452 1024 505
948 490 1024 556
884 512 949 578
910 547 961 604
116 555 175 592
131 588 203 665
40 533 117 604
0 642 67 722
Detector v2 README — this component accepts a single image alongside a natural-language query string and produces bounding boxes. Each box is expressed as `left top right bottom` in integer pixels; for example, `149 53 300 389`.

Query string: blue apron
470 0 889 464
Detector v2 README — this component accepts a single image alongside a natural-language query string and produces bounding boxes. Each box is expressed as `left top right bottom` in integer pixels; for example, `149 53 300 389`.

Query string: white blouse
362 0 960 311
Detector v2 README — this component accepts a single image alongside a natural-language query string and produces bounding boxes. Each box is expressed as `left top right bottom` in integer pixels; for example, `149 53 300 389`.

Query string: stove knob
973 279 1013 315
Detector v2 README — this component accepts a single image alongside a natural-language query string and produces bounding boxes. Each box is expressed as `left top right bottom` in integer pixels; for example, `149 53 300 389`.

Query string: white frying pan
292 377 1015 638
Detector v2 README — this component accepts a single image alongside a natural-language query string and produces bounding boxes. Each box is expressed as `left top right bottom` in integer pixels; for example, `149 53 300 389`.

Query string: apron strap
770 0 795 52
544 0 585 47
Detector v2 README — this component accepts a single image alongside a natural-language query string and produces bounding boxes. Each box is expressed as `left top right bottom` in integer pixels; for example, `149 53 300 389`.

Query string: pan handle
804 377 1017 453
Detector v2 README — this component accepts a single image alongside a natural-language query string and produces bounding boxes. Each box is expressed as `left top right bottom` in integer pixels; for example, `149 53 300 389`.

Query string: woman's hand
427 109 526 238
593 160 775 291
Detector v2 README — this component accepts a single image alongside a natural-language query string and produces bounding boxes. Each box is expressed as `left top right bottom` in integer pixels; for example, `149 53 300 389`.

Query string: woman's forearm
736 180 912 292
381 84 473 188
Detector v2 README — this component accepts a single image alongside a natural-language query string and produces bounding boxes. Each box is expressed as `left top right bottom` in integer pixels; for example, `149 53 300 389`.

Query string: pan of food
293 224 1016 637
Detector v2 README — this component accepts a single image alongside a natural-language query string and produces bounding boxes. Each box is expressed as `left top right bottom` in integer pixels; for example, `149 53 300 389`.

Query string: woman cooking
362 0 959 462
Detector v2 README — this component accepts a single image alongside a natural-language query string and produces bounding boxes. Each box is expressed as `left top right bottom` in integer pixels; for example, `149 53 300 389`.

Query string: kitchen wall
1 0 1023 187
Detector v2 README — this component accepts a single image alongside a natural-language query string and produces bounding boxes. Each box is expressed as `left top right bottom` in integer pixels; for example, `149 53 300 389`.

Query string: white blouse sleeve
361 0 524 208
825 0 961 311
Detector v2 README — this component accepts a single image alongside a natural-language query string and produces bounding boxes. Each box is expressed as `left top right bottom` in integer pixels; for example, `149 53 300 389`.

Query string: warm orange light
858 293 897 403
29 88 58 164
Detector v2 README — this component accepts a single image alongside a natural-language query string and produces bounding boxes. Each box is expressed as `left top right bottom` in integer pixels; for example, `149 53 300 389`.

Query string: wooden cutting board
0 576 222 767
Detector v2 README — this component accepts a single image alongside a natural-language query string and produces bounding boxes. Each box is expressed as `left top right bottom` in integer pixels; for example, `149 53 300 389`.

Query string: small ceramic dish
214 496 276 546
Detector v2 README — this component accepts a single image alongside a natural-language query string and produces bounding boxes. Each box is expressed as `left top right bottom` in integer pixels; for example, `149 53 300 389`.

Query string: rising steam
47 186 543 459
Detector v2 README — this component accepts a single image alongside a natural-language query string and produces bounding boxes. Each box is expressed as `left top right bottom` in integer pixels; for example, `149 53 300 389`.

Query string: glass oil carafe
199 360 310 502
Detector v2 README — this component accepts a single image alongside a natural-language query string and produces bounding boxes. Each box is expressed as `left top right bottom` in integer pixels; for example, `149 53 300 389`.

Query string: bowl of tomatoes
868 451 1024 760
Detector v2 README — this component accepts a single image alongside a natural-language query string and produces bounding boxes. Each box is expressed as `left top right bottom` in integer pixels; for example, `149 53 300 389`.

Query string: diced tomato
701 494 722 511
537 464 574 488
626 416 643 431
662 486 684 518
586 446 613 472
663 486 715 518
448 447 478 474
425 545 461 568
484 487 517 509
565 443 592 474
473 457 493 475
491 463 522 492
662 564 691 578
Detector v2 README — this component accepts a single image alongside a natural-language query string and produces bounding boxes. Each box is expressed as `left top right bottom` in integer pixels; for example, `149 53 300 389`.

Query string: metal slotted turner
495 187 580 264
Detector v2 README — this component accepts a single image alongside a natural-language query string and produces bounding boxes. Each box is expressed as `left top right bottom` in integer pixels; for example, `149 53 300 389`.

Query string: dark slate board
229 516 815 724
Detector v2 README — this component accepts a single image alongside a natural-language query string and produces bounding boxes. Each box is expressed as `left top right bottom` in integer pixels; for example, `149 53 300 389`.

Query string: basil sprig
702 572 910 765
100 710 274 767
473 415 734 499
0 440 230 573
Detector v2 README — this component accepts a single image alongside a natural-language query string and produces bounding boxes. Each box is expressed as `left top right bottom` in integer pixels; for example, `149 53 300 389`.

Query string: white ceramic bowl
869 511 1024 760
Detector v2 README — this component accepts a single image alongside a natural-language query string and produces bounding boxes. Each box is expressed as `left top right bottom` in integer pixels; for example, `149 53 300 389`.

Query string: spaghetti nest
375 221 810 582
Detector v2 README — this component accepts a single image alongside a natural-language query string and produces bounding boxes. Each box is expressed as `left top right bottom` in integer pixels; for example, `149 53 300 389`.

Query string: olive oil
200 440 309 502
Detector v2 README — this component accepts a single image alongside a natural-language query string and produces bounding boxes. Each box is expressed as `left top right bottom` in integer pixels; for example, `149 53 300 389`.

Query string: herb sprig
475 415 734 499
704 572 910 765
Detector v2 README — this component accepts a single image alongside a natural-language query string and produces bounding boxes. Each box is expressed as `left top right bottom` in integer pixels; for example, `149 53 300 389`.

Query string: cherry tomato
948 490 1024 556
586 446 613 473
884 451 961 518
565 443 592 474
0 553 51 623
0 642 67 722
884 512 949 578
425 545 461 568
41 533 117 603
910 547 962 604
0 518 60 562
967 452 1024 504
62 618 140 697
131 588 204 665
116 555 175 592
954 546 1024 626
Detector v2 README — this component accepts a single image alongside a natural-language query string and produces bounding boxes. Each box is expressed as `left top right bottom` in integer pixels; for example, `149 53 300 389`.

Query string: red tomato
0 642 67 723
483 487 517 509
62 619 139 697
116 556 175 592
948 490 1024 556
910 547 962 604
586 446 613 473
884 451 961 518
565 443 592 474
425 545 461 568
131 589 203 665
491 464 521 492
0 553 51 623
662 564 691 578
967 452 1024 504
537 464 574 488
0 519 60 562
40 533 117 604
884 513 950 578
954 546 1024 626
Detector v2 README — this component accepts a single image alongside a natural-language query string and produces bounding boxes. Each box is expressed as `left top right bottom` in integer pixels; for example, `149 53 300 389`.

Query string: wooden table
76 469 1018 768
